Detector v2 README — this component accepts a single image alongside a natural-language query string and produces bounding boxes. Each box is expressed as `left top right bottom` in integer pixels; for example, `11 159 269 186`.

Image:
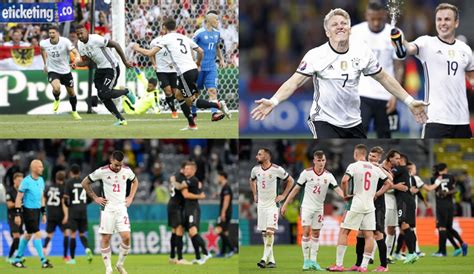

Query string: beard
257 160 263 164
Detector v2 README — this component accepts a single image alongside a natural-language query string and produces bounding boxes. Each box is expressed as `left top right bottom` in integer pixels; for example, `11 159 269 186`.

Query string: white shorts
301 208 324 230
385 208 398 227
341 210 375 231
99 207 131 234
257 206 279 231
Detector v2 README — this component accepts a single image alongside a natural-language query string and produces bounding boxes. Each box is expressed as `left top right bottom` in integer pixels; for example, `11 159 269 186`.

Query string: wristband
403 96 414 106
15 207 21 216
270 97 279 107
41 206 46 215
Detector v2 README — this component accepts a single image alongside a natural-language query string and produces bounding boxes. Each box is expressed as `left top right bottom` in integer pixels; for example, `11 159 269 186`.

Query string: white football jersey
297 38 382 128
78 34 119 69
40 37 74 74
297 168 338 212
157 32 199 75
150 36 175 73
250 164 289 209
88 165 136 211
351 23 396 101
413 36 474 125
345 161 387 213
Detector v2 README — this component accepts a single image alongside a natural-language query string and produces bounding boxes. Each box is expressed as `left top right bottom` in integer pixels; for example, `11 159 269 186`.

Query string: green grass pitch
239 245 474 273
0 253 238 274
0 113 238 138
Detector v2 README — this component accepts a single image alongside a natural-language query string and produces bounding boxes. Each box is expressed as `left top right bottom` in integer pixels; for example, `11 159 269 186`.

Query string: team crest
324 179 327 184
351 58 361 69
448 50 455 58
11 47 34 67
269 175 273 179
299 61 307 71
340 60 348 71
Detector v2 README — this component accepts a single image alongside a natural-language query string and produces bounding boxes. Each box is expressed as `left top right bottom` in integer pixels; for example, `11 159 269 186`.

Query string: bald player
11 160 53 268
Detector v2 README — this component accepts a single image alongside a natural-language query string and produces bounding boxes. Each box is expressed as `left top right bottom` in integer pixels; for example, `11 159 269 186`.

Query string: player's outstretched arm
70 48 82 69
132 43 161 58
402 40 418 56
372 70 429 124
75 55 90 67
194 47 204 68
375 179 393 199
333 186 345 200
251 72 310 120
107 40 132 68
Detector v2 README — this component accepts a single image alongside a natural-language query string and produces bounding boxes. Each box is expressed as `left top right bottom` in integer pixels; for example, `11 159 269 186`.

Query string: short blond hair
435 3 459 21
324 8 351 31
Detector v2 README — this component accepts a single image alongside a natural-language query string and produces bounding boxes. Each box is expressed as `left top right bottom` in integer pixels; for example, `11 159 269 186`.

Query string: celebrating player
431 163 468 257
398 3 474 138
11 160 53 268
250 148 294 269
251 8 428 138
167 163 191 265
82 151 139 274
193 10 226 121
328 144 390 272
352 2 404 137
132 19 230 131
215 171 236 257
75 25 136 126
63 164 93 264
40 25 82 119
281 150 344 271
5 172 24 263
43 171 69 261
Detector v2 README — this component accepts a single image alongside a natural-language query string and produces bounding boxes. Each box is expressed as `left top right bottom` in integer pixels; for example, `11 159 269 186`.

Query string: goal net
122 0 239 113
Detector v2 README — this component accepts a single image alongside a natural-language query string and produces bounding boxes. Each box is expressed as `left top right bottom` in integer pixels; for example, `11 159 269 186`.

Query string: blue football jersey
193 27 220 71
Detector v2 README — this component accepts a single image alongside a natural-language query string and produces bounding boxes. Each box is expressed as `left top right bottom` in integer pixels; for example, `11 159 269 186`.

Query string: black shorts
424 123 472 138
184 205 200 229
48 72 74 87
8 218 24 235
46 218 67 233
308 120 367 138
94 66 120 95
167 204 184 228
397 198 416 227
157 72 178 89
217 215 231 231
375 205 386 233
178 69 199 98
360 97 391 138
23 208 41 234
436 203 454 229
68 217 88 233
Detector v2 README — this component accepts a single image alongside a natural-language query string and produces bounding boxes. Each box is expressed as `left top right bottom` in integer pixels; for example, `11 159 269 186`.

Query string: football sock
176 235 184 260
70 238 76 259
33 238 46 262
101 246 112 270
356 236 365 266
191 234 202 260
301 236 310 260
110 89 128 98
219 232 231 254
395 233 404 254
439 229 448 255
117 243 130 266
53 93 60 101
16 237 28 259
195 99 219 109
179 100 195 126
361 252 371 269
377 239 388 267
403 228 415 254
80 235 89 249
170 233 177 259
263 233 274 262
449 228 464 245
165 95 176 112
310 237 320 262
69 95 77 111
336 245 347 267
102 99 125 120
63 236 69 257
9 237 19 258
386 234 395 257
43 236 51 248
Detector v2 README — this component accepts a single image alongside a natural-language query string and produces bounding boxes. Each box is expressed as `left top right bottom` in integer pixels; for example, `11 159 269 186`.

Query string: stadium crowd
0 139 239 204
